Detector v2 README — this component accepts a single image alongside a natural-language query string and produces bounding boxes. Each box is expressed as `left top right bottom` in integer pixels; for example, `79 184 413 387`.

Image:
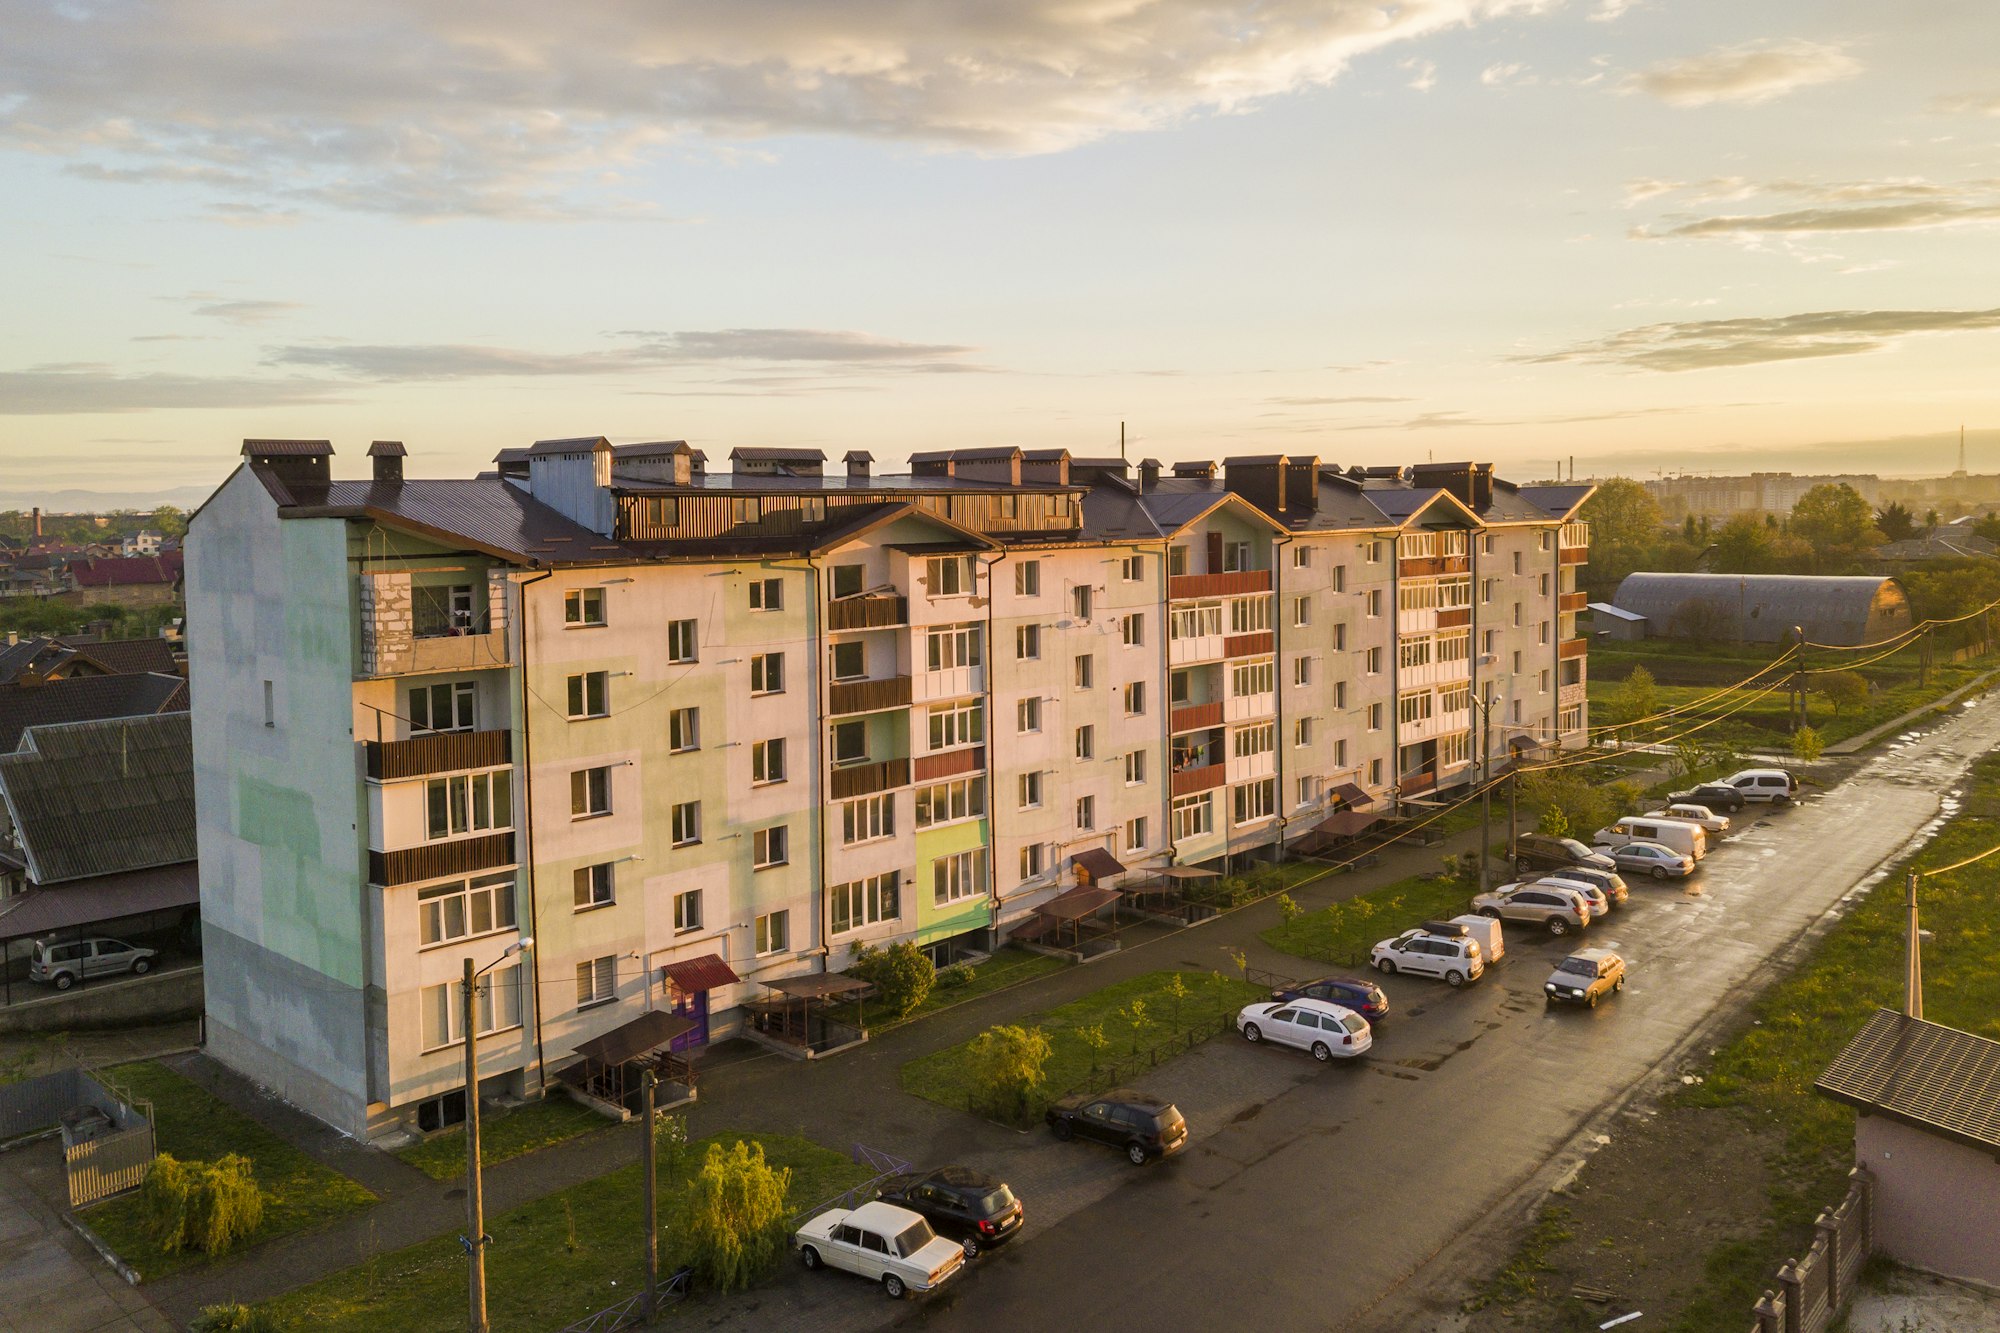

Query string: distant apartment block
186 439 1591 1139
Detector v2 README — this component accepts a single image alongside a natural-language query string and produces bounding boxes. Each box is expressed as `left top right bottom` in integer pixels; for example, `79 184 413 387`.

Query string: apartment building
186 439 1590 1139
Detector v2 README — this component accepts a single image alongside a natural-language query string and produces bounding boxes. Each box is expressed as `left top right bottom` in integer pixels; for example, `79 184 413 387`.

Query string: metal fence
0 1065 156 1208
1750 1166 1872 1333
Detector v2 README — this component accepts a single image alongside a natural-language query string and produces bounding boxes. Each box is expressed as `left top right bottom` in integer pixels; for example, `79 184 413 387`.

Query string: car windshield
1559 838 1592 857
893 1219 936 1257
1557 958 1599 977
976 1185 1017 1214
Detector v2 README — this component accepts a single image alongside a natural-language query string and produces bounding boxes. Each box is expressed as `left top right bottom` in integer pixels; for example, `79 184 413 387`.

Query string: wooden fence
66 1118 156 1207
0 1065 157 1207
1750 1166 1871 1333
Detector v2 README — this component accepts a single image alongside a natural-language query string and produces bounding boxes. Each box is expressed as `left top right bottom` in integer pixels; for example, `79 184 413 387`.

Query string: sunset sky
3 0 1998 502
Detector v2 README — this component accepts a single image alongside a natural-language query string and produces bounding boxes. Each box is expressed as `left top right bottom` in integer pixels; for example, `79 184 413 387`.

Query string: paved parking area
0 1146 172 1333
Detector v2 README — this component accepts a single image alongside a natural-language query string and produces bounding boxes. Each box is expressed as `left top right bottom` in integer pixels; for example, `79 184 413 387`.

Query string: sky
3 0 1998 504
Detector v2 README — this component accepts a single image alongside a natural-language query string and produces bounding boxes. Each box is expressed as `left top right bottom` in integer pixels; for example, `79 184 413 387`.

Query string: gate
66 1120 157 1207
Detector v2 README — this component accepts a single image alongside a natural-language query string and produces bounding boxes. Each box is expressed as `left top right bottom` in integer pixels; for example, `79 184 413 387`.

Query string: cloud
1264 395 1413 406
192 300 305 325
1 0 1536 219
1517 307 2000 372
1632 177 2000 238
1331 406 1689 431
0 367 346 414
1400 58 1438 92
1589 0 1641 21
1481 62 1533 88
1930 93 2000 117
1631 40 1859 107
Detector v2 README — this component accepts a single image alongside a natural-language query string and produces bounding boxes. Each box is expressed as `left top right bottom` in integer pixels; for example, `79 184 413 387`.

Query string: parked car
1645 802 1731 836
795 1199 967 1299
1666 783 1747 814
1536 864 1629 910
1544 948 1627 1008
1046 1090 1188 1164
1370 922 1486 987
874 1167 1024 1258
1597 840 1695 880
1470 882 1590 935
1447 913 1506 964
1511 834 1618 876
1592 817 1708 862
1532 875 1610 919
29 937 158 990
1236 997 1373 1061
1721 768 1799 806
1269 976 1390 1024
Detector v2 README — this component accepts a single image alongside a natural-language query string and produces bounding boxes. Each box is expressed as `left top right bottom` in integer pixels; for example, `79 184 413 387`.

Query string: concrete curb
65 1209 144 1287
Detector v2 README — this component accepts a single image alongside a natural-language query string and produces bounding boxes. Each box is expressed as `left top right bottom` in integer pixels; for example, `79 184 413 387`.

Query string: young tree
846 941 935 1020
1814 670 1869 716
966 1024 1052 1121
1790 725 1825 763
1613 664 1659 725
1711 513 1777 573
680 1140 794 1292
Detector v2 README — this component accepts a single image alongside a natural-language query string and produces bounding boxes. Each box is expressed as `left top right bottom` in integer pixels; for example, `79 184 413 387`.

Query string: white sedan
796 1200 967 1299
1236 997 1373 1061
1646 803 1731 835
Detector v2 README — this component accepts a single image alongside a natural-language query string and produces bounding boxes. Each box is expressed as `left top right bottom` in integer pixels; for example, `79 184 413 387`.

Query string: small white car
1236 996 1373 1060
1370 923 1485 987
1647 803 1731 835
796 1200 967 1300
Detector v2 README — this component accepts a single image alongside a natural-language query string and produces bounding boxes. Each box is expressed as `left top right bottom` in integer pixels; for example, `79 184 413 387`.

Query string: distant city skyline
4 0 1998 496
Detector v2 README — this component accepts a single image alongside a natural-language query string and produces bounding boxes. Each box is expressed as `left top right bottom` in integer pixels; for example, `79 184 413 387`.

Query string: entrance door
670 989 709 1051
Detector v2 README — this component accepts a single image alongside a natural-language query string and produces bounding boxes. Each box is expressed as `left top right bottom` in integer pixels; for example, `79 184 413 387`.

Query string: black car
1668 783 1748 814
1270 976 1390 1024
1046 1089 1187 1165
1512 834 1618 876
875 1167 1024 1258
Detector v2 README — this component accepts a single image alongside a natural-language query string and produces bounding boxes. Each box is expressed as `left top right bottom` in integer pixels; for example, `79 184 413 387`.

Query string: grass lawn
260 1130 872 1332
900 970 1266 1122
84 1061 377 1281
393 1094 611 1182
823 946 1069 1031
1260 872 1479 970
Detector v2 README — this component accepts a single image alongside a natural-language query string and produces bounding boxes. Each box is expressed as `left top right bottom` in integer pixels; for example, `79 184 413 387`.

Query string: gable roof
69 553 183 587
58 636 179 677
0 637 78 686
291 478 633 566
1517 485 1595 521
0 672 188 755
1816 1009 2000 1155
0 712 196 884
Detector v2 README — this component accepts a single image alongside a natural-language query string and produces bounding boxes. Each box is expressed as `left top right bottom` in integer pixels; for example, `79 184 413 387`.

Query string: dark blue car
1269 976 1390 1024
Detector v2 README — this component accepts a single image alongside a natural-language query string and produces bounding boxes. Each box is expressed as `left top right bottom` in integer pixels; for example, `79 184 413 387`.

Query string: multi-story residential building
186 439 1589 1139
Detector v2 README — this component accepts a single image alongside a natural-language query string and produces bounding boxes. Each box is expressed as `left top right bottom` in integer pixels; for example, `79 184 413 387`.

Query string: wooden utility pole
1904 872 1924 1021
463 959 489 1333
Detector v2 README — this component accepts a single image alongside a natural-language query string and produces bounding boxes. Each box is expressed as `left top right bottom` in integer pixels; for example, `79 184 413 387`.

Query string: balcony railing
912 745 984 784
1170 762 1226 797
1399 769 1437 796
828 675 912 716
1437 606 1472 630
1559 590 1588 613
1398 556 1444 578
827 593 907 631
369 832 514 887
1223 631 1274 658
1558 637 1588 660
1559 547 1588 566
365 728 511 781
1170 701 1223 734
830 757 912 800
1168 569 1271 600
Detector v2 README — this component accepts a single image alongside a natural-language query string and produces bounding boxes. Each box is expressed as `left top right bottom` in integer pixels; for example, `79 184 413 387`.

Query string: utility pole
1904 871 1924 1021
1791 625 1806 732
642 1069 659 1319
1508 768 1519 856
1478 698 1494 895
463 958 489 1333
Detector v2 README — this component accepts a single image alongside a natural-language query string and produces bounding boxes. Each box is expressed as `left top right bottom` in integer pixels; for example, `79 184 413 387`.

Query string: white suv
1371 923 1485 987
1721 768 1798 805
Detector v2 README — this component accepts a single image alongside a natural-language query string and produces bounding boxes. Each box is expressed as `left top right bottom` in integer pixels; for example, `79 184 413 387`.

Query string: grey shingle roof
0 712 195 884
58 636 179 678
302 478 633 565
0 673 188 755
1817 1009 2000 1155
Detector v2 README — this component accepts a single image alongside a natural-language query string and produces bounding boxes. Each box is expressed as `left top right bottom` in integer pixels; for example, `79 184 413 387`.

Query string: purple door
670 989 709 1052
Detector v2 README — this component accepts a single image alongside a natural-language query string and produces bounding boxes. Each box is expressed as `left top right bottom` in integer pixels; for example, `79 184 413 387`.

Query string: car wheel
1479 907 1501 919
1445 970 1466 988
54 972 75 991
1051 1118 1073 1141
962 1237 980 1259
1516 857 1533 873
1614 976 1626 992
1311 1042 1332 1063
884 1274 906 1300
1548 918 1569 936
1587 992 1598 1009
1376 959 1396 975
1652 866 1670 881
132 958 153 976
1126 1142 1148 1166
1242 1022 1263 1043
800 1246 822 1271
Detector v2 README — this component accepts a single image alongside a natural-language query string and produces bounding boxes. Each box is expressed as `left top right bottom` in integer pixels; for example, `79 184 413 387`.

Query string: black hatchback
1047 1089 1188 1165
1270 976 1390 1024
1667 783 1748 814
874 1167 1024 1258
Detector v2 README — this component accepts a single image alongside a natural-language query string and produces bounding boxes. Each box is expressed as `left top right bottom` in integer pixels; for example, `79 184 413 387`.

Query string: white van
1721 768 1799 806
1447 914 1505 965
1592 817 1709 862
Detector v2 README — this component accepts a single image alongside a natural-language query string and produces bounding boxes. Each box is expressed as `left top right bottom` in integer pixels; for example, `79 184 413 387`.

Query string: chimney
241 440 333 492
32 507 41 538
1171 461 1217 481
845 450 873 481
367 440 407 484
1139 458 1161 490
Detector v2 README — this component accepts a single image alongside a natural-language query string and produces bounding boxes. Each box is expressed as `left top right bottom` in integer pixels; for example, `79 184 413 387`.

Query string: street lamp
1473 678 1510 896
464 936 532 1333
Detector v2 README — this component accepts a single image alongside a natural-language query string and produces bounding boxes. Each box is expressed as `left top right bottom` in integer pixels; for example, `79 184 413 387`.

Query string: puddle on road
1397 1056 1443 1072
1232 1103 1264 1125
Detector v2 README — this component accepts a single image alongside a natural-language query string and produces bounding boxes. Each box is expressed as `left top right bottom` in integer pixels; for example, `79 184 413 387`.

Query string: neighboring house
120 530 166 557
0 713 200 1003
1585 601 1648 642
60 553 184 610
185 440 1593 1140
1816 1009 2000 1289
0 671 189 754
0 634 179 687
1873 532 1997 565
1610 572 1913 647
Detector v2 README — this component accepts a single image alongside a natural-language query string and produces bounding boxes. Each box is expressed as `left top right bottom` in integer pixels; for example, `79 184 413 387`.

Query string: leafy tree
1899 558 2000 626
1790 725 1825 762
847 941 935 1020
680 1140 794 1292
1681 514 1699 543
1275 893 1301 924
1875 502 1918 543
1925 508 1941 531
1711 513 1777 573
152 505 188 538
1789 484 1881 568
142 1154 265 1258
1814 670 1869 716
1579 479 1667 593
1613 664 1659 725
966 1024 1052 1121
1537 806 1570 839
1972 514 2000 545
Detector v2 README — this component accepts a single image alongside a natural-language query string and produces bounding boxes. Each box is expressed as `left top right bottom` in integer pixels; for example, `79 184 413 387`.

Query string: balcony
1400 769 1437 796
828 675 912 716
1559 547 1588 566
1398 556 1443 579
1169 633 1226 667
1437 606 1472 630
1560 681 1588 709
1170 762 1226 797
1558 637 1589 660
1169 569 1270 600
912 745 984 784
369 832 514 887
1170 701 1223 735
913 665 984 703
1560 521 1590 548
1226 749 1276 783
830 757 912 800
827 593 907 631
1223 631 1274 658
1559 590 1588 613
365 728 510 781
1225 691 1275 723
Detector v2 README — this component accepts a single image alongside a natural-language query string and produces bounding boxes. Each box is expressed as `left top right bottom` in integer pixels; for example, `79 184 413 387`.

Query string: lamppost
1474 676 1511 896
464 937 533 1333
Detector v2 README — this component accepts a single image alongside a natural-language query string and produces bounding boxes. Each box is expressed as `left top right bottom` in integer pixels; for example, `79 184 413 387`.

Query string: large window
1232 778 1277 825
1435 631 1469 664
667 618 698 663
925 623 983 671
564 588 605 626
926 555 976 597
1398 691 1433 725
1440 576 1472 608
831 563 865 598
426 770 512 840
831 641 865 680
1015 561 1041 596
755 910 790 955
1170 603 1223 640
573 862 614 910
1440 683 1471 714
409 681 475 734
1399 636 1432 670
1233 723 1275 758
928 701 982 750
1231 660 1274 697
570 766 611 818
752 825 788 868
841 794 894 845
933 848 987 905
421 963 522 1050
752 739 787 784
915 776 985 827
1229 597 1271 634
832 719 869 766
669 706 699 752
1172 793 1212 842
831 874 899 935
565 671 609 719
1438 730 1472 768
418 872 516 947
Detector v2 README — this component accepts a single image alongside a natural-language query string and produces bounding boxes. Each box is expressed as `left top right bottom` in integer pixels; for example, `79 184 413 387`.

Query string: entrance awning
762 972 869 1000
661 953 740 993
1037 884 1120 921
1508 734 1544 753
1153 865 1219 881
571 1009 698 1067
1307 810 1381 840
1071 847 1127 880
1330 781 1373 809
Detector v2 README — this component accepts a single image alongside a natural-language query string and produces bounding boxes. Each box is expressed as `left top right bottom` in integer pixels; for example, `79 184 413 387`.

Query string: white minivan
1721 768 1799 806
1592 817 1709 862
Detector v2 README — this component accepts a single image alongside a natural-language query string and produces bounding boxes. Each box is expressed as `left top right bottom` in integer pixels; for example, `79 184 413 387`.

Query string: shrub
679 1141 794 1292
937 962 976 990
847 941 935 1020
190 1305 279 1333
1538 806 1570 839
142 1153 265 1258
1275 893 1302 924
1815 670 1869 716
1791 725 1825 763
966 1024 1051 1122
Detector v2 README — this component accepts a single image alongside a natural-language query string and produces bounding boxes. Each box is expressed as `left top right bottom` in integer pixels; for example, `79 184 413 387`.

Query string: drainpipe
980 549 1008 948
515 567 553 1093
1272 535 1292 863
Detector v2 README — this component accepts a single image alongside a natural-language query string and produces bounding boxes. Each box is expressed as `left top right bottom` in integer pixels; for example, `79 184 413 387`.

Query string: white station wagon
796 1200 967 1299
1236 996 1373 1061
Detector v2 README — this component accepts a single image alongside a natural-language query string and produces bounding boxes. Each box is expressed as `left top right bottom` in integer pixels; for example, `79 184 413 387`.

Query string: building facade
187 440 1591 1139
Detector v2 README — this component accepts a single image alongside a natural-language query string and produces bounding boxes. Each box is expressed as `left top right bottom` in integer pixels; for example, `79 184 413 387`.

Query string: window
1172 793 1213 841
673 888 702 932
1074 654 1095 689
831 873 899 935
1365 540 1382 564
1366 590 1382 618
1233 723 1275 759
1332 565 1347 593
1293 656 1312 687
1399 690 1433 725
1512 650 1523 673
1015 561 1041 596
1121 613 1144 646
925 623 983 671
418 872 516 947
421 963 523 1049
754 910 790 955
1017 696 1042 733
1483 533 1496 555
1223 540 1251 572
1400 637 1431 670
927 701 982 750
426 771 512 839
915 776 985 827
1440 576 1471 608
1297 775 1323 808
1124 681 1146 715
1439 730 1472 768
669 706 699 752
1482 629 1498 656
1124 749 1147 784
831 720 868 765
263 679 274 727
1440 683 1471 714
573 862 614 910
577 955 616 1008
1482 578 1496 605
1369 758 1384 785
566 671 609 719
571 766 611 818
1075 795 1096 831
831 563 864 599
1512 551 1523 575
1334 738 1347 767
1019 843 1046 882
1016 623 1042 660
1292 546 1312 569
1075 725 1095 760
1368 703 1384 731
1169 544 1189 576
667 618 698 663
640 496 679 529
1538 572 1551 597
927 555 976 597
409 681 476 733
1400 531 1436 560
1230 660 1274 697
1072 585 1093 619
1293 596 1311 627
752 739 787 784
841 794 894 844
748 577 782 611
1436 631 1469 664
1561 704 1585 733
1018 771 1043 809
830 641 865 680
1295 717 1314 748
750 652 785 694
730 497 761 526
1125 816 1149 850
671 800 701 847
1365 647 1383 675
934 848 987 904
1230 597 1271 634
564 588 606 626
1540 668 1551 694
752 825 789 868
1233 778 1276 824
1121 555 1145 582
1169 670 1190 705
1539 620 1551 645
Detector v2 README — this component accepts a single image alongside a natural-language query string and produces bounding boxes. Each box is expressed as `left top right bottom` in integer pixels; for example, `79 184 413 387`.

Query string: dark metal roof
1036 884 1121 920
297 478 633 566
0 638 76 687
729 446 825 462
366 440 408 457
0 672 187 755
0 712 195 884
525 436 610 458
59 637 178 678
570 1009 698 1067
612 441 690 459
1816 1009 2000 1155
0 860 199 941
1517 485 1594 521
240 439 331 457
1611 573 1912 646
661 954 740 993
1071 847 1128 879
1331 781 1372 808
763 971 869 999
843 450 874 462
